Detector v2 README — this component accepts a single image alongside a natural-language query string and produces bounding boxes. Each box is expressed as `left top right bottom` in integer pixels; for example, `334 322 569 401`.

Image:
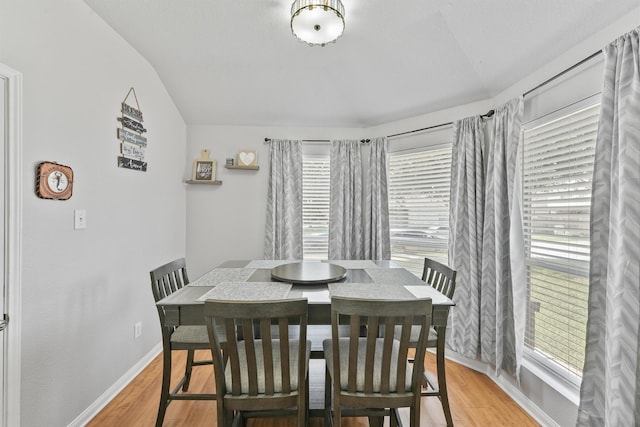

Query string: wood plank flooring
87 350 540 426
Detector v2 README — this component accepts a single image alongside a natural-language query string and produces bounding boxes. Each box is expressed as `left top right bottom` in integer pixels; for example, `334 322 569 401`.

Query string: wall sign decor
191 149 217 182
35 161 74 200
237 150 257 167
117 87 148 172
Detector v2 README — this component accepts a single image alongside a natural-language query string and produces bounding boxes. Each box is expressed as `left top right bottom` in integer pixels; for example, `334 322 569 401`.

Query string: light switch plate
74 209 87 230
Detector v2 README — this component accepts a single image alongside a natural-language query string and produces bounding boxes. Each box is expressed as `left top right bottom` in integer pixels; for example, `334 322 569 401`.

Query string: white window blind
388 146 451 276
522 102 599 383
302 154 330 259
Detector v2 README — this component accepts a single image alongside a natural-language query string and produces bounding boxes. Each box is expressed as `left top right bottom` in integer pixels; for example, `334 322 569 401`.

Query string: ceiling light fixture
291 0 345 47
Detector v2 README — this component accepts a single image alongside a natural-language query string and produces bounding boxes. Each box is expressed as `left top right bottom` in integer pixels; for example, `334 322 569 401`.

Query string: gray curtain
480 98 524 377
448 101 523 370
577 29 640 426
264 139 303 260
363 137 390 260
448 116 485 359
328 140 363 259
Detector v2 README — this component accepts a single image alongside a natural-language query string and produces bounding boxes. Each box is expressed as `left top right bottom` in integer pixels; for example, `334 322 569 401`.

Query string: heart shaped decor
238 151 256 166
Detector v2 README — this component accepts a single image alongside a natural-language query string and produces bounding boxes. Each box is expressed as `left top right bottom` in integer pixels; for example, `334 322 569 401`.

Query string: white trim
444 350 561 427
68 343 162 427
0 63 22 427
522 351 580 406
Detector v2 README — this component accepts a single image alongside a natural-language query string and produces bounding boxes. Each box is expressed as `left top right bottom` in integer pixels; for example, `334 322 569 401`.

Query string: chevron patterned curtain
363 136 390 260
448 116 485 359
263 139 303 260
577 29 640 427
480 98 524 377
448 102 523 369
328 140 363 259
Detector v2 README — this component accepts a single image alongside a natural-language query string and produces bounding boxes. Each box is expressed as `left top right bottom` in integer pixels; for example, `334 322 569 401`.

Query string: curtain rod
264 138 370 143
388 50 603 138
523 50 602 97
387 109 495 139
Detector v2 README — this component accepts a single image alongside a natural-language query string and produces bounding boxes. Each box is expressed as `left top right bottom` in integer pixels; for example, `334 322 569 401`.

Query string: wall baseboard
444 350 560 427
68 343 162 427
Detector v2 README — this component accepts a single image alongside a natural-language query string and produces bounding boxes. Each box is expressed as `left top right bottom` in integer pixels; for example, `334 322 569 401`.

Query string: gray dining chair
204 298 310 427
150 258 215 427
324 296 432 427
418 257 457 426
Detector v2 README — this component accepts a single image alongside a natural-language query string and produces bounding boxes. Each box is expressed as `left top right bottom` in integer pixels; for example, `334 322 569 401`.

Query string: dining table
156 259 455 418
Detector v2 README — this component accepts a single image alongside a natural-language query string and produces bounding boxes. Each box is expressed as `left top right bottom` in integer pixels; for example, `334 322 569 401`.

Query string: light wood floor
88 350 540 426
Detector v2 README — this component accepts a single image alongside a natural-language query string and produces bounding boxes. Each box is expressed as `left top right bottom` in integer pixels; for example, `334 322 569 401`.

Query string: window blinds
388 146 451 276
302 155 330 259
522 102 599 380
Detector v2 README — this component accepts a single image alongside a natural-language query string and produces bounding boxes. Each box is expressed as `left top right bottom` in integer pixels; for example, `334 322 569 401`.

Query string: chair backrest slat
422 257 457 300
260 318 275 395
382 319 397 394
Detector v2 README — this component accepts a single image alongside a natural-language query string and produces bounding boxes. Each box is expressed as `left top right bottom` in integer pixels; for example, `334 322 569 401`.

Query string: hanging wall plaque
117 87 148 172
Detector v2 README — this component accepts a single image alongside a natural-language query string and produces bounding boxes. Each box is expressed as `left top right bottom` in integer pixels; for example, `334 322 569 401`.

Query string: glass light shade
291 0 345 46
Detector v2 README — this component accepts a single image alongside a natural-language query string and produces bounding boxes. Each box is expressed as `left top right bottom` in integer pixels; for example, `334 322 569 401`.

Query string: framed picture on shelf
192 149 217 181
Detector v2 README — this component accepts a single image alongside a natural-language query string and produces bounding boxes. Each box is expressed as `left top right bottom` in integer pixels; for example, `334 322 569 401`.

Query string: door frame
0 63 22 427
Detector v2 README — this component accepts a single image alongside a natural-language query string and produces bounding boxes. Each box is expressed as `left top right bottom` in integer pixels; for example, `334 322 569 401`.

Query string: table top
158 260 454 307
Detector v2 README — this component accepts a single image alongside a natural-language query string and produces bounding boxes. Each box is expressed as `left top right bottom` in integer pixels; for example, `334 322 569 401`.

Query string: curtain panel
264 139 303 260
328 140 364 259
448 100 524 376
448 116 485 359
577 28 640 427
328 137 390 260
363 137 391 260
480 98 524 377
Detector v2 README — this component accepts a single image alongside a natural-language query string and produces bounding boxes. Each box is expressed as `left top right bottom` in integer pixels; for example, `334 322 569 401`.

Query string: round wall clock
36 161 74 200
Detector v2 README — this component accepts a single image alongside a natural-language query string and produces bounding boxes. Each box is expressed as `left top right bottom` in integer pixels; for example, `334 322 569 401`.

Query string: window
522 101 599 386
302 154 330 259
388 145 452 276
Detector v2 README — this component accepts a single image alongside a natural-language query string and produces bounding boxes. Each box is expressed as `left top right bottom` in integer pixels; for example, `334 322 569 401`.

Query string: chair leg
411 395 421 427
155 349 172 427
324 366 332 427
298 373 308 427
182 349 195 391
435 327 453 427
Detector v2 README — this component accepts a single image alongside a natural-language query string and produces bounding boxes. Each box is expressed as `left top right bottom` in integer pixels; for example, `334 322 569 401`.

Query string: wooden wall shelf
185 180 222 185
225 165 259 171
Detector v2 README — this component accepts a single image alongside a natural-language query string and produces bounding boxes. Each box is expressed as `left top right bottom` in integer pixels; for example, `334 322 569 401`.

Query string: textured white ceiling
84 0 638 127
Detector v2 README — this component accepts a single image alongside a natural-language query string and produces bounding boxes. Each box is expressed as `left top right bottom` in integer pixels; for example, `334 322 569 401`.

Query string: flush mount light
291 0 345 47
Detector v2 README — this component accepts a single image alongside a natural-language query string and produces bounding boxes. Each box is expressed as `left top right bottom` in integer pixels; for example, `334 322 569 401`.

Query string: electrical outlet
134 321 142 339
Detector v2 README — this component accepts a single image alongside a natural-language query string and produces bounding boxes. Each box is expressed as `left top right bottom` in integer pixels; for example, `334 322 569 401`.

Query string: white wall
0 1 187 426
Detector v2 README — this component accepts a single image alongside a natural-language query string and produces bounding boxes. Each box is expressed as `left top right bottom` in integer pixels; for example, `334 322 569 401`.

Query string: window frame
520 94 601 398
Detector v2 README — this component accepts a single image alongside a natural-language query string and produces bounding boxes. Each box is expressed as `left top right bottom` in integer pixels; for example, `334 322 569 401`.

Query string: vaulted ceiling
84 0 638 127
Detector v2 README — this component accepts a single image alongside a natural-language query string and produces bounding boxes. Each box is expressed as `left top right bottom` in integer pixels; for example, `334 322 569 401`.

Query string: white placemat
405 286 453 305
302 289 330 303
328 283 415 300
324 260 379 269
364 268 425 286
190 268 256 286
197 282 292 301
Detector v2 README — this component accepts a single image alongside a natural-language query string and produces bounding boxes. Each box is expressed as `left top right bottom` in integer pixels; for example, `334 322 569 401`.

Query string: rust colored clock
36 161 74 200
